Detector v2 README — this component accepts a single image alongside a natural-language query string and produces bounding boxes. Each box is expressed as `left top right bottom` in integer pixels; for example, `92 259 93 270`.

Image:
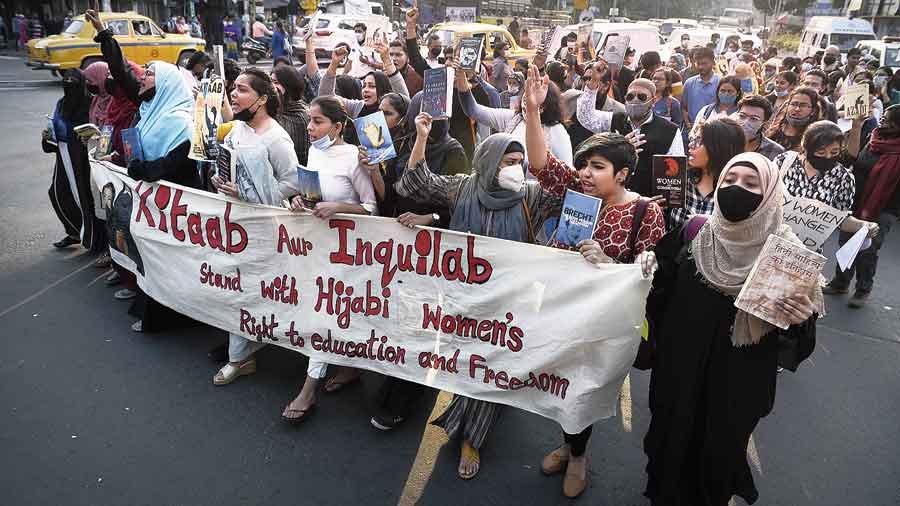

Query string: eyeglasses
625 92 650 102
788 101 812 110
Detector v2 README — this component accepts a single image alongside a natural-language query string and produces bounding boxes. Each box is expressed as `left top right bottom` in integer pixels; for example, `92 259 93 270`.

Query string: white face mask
497 164 525 192
356 33 365 44
311 131 335 151
567 42 576 50
508 85 520 94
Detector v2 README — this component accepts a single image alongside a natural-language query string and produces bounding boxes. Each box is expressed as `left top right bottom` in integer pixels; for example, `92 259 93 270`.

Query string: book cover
844 83 870 119
554 189 603 249
539 26 559 54
577 24 594 59
45 114 57 143
651 155 687 209
189 78 225 161
296 165 323 209
96 125 114 159
120 128 143 163
354 111 397 165
422 67 454 119
216 144 236 184
602 35 630 71
457 36 483 72
734 234 827 329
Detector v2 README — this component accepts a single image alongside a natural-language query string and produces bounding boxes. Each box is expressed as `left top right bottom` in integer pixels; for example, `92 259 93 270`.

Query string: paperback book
651 155 687 209
295 165 323 210
120 128 143 163
96 125 114 159
734 234 826 329
189 77 225 161
422 67 454 119
457 36 483 72
216 144 236 184
602 35 630 71
554 189 602 249
843 83 870 120
354 111 397 165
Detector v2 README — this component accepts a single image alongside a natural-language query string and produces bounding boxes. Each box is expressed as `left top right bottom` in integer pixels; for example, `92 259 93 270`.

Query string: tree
753 0 816 15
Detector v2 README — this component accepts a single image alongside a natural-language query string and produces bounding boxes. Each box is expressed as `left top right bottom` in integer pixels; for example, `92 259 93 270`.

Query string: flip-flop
282 403 316 425
458 443 480 480
323 375 361 393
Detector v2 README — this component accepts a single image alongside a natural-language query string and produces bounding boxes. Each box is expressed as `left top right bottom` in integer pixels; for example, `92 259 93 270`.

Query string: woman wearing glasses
765 86 822 152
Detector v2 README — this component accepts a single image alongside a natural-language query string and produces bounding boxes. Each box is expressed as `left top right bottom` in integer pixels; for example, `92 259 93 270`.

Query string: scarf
449 133 528 241
135 61 193 161
694 152 824 346
857 129 900 220
52 69 90 142
83 61 112 126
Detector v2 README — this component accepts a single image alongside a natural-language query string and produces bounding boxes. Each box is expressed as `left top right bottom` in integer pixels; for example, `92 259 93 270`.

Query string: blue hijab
135 61 193 161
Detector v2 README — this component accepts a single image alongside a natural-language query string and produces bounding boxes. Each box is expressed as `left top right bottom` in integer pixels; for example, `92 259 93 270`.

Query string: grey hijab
449 133 528 241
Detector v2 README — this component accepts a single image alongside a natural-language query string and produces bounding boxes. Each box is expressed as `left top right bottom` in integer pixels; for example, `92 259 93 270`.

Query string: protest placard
782 194 848 251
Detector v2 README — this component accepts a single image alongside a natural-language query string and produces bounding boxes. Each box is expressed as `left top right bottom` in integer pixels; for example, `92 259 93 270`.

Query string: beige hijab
694 152 824 346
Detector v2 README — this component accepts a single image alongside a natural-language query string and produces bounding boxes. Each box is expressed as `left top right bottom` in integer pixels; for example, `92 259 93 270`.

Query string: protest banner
90 161 651 434
782 194 848 251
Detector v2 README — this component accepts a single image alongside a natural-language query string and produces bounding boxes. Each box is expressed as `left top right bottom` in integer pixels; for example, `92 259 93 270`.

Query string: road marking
0 55 23 60
396 390 452 506
0 260 94 319
87 268 113 287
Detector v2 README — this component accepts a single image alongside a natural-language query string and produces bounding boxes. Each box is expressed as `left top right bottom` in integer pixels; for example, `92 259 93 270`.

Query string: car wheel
81 57 102 70
246 52 259 65
178 50 195 68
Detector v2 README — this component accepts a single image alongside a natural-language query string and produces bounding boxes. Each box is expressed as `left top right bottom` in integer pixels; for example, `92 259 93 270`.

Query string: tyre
80 56 102 70
177 50 195 68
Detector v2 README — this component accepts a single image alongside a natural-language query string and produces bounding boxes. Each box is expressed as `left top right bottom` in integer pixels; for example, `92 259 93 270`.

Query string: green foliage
770 32 801 52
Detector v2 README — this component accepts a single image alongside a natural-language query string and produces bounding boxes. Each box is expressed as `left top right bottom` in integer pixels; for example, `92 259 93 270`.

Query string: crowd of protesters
38 6 900 505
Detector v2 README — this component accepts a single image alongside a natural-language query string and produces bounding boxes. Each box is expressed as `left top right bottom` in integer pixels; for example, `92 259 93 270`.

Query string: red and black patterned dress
534 152 666 262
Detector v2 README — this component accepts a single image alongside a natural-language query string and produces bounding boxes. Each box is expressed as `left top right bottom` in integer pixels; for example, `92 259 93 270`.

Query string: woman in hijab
642 152 822 506
84 61 112 127
395 112 560 480
42 69 101 251
320 44 409 120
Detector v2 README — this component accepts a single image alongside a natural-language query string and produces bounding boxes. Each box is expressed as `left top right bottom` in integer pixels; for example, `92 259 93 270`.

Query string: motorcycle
241 36 271 65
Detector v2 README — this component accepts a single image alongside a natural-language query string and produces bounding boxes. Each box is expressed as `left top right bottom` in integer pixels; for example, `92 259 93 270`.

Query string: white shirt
224 120 300 205
307 143 377 214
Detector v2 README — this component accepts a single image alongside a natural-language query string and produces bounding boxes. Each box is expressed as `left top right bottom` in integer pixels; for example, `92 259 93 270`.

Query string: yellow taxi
425 22 536 63
27 12 205 72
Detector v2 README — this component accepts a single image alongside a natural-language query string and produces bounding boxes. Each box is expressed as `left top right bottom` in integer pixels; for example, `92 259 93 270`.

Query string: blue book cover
555 189 602 249
296 164 323 209
120 128 144 163
354 111 396 165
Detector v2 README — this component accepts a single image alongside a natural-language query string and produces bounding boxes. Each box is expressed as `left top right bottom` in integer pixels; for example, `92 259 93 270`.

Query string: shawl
83 61 112 126
448 133 528 241
857 129 900 220
135 61 193 161
694 152 824 346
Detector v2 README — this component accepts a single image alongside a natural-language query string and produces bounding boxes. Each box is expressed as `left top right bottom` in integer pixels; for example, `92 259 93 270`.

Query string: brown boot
541 445 570 475
562 455 589 498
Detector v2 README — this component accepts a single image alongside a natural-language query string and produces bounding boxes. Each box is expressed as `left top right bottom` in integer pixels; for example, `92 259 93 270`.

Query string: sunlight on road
620 373 633 433
397 390 453 506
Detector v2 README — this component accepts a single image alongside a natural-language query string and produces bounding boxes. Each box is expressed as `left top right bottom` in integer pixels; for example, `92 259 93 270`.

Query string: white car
592 22 669 64
293 13 392 68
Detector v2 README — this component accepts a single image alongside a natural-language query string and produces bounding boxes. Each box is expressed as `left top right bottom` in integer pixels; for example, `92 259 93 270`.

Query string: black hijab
403 91 466 175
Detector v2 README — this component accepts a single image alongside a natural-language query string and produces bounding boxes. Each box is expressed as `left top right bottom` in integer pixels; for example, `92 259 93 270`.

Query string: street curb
0 80 59 88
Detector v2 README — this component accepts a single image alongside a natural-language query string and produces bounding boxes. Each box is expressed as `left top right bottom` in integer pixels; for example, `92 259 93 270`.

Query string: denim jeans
831 212 896 293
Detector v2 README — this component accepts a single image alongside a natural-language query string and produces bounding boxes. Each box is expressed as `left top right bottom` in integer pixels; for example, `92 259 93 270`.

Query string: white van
592 22 669 64
798 16 876 60
856 38 900 72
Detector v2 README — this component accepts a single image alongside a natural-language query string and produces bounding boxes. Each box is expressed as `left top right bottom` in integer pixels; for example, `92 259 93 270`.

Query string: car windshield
430 30 455 46
885 47 900 66
64 19 84 35
830 34 870 52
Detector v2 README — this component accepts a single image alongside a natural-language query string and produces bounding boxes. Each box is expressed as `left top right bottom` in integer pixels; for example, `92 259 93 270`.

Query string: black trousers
563 425 593 457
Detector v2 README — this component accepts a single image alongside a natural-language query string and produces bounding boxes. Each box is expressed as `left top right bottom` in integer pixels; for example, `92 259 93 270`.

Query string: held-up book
354 111 397 165
734 234 826 329
74 123 101 138
45 114 57 143
120 128 144 163
844 83 870 120
651 155 687 209
457 36 483 72
95 125 114 159
602 35 630 71
554 189 602 249
216 144 236 184
422 67 454 119
295 165 323 210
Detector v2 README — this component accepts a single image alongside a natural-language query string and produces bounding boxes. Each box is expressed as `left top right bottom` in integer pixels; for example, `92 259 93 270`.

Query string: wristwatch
431 213 440 225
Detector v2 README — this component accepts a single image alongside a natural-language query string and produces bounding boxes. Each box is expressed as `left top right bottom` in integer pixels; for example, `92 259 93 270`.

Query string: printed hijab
694 152 824 346
135 61 193 161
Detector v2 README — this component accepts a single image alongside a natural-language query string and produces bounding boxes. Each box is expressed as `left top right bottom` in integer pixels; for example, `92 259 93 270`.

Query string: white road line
0 261 94 319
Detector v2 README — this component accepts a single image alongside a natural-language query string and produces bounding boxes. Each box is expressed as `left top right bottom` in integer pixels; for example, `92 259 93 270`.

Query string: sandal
213 359 256 385
282 401 317 425
94 253 112 268
323 371 361 393
562 456 589 498
458 441 481 480
541 445 570 475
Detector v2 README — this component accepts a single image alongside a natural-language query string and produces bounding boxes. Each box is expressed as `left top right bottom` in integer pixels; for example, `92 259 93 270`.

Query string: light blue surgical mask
719 93 737 105
311 132 335 151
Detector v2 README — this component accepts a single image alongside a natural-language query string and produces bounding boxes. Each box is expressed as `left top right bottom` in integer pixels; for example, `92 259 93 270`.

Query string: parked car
424 22 536 64
26 11 204 72
293 13 392 68
592 22 669 65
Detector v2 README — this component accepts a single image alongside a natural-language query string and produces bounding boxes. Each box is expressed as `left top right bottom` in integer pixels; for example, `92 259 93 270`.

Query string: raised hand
406 1 419 25
85 9 105 33
330 46 348 67
415 112 433 139
524 64 549 113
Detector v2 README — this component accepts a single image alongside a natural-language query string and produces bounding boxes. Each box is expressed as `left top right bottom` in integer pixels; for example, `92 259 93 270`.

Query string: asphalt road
1 56 899 506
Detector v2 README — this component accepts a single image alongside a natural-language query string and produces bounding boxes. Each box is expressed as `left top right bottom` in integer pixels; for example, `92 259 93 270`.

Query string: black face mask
86 84 100 95
105 77 116 95
717 184 763 222
429 47 442 58
233 98 262 122
139 87 157 102
62 80 79 90
806 153 837 173
823 55 836 66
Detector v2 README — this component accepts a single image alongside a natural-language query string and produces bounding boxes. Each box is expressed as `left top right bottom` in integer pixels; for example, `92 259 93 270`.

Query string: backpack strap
682 214 709 242
626 197 650 263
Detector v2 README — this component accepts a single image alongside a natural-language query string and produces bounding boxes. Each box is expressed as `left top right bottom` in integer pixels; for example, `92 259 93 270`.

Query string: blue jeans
831 212 896 293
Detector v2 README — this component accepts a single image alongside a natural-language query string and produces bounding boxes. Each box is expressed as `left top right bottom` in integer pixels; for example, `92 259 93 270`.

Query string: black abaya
643 229 816 506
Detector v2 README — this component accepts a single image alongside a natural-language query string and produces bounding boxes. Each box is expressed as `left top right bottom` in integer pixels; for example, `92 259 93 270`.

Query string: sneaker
105 271 121 286
131 320 143 332
848 290 870 309
370 414 405 431
114 288 136 300
822 283 849 295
